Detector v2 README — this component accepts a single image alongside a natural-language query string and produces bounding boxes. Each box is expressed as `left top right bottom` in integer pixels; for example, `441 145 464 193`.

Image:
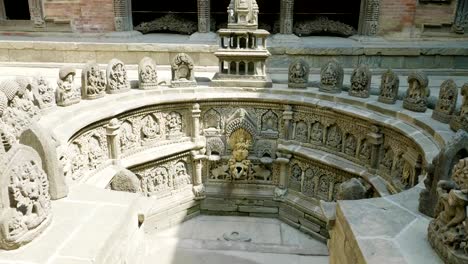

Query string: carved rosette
288 59 309 89
170 53 197 88
349 65 372 98
106 59 130 94
403 71 430 112
82 62 106 100
0 145 52 250
320 59 344 94
138 57 158 90
378 69 400 104
450 83 468 132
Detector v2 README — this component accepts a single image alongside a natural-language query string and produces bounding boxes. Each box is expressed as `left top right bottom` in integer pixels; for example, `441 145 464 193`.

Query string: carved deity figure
344 134 357 156
138 57 158 90
106 59 130 94
326 125 342 150
227 0 259 28
349 65 372 98
56 66 81 107
295 121 308 143
288 59 309 89
228 129 252 180
320 59 344 93
9 80 40 121
171 53 196 88
82 62 106 100
359 140 371 163
432 79 458 123
141 115 160 140
310 122 323 143
261 110 278 132
166 112 183 138
31 76 55 109
403 71 430 112
428 158 468 263
451 83 468 132
378 69 400 104
174 161 191 187
381 147 394 173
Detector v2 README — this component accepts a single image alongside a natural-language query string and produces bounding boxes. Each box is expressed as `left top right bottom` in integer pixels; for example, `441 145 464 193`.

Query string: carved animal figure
251 165 271 181
211 164 229 180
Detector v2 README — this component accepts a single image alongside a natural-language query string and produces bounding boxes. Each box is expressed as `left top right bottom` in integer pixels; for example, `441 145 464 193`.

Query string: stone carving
349 65 372 98
9 80 40 121
378 69 400 104
428 158 468 264
310 122 324 144
81 62 106 100
29 0 45 27
344 134 357 157
138 57 158 90
326 125 342 151
223 231 251 242
120 121 138 152
106 59 130 94
320 59 344 94
0 145 52 250
450 83 468 132
113 0 132 31
260 110 278 138
204 108 222 134
360 0 380 36
433 79 458 123
288 59 309 89
227 0 259 29
255 139 276 160
56 66 81 107
381 146 394 174
197 0 211 33
294 121 308 143
174 161 192 188
134 13 198 34
110 169 142 193
140 115 160 141
206 137 225 156
335 178 369 200
251 164 271 181
294 17 356 37
166 112 183 138
31 76 55 109
140 167 171 196
302 167 318 197
358 139 371 163
170 53 197 88
290 164 302 191
228 128 252 180
210 163 229 180
317 174 331 201
403 71 430 112
453 0 468 34
280 0 294 34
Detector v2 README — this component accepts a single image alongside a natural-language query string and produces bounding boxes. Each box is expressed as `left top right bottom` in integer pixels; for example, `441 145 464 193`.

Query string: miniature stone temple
106 59 130 94
138 57 158 90
56 66 81 107
349 65 372 98
81 62 106 100
288 59 309 89
378 69 400 104
170 53 196 88
211 0 272 88
320 59 344 93
433 79 458 123
403 71 430 112
450 83 468 132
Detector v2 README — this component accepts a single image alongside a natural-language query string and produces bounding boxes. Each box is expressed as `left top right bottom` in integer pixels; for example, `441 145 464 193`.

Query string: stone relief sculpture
288 59 309 89
138 57 159 90
450 83 468 132
134 13 198 35
166 112 183 138
320 59 344 94
428 158 468 264
31 76 55 109
106 59 130 94
294 17 356 37
227 0 259 29
344 134 357 157
326 125 342 151
228 128 252 180
9 80 40 121
140 115 160 141
81 62 106 100
378 69 400 104
403 71 430 112
0 145 52 250
294 121 308 143
349 65 372 98
170 53 197 88
433 79 458 123
174 161 192 188
56 66 80 107
260 110 279 138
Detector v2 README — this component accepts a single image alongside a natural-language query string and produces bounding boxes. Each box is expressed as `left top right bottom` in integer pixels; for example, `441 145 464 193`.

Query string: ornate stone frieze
349 65 372 98
294 17 356 37
134 13 198 34
138 57 158 90
378 69 400 104
450 83 468 132
320 59 344 94
0 145 52 250
288 59 309 89
81 62 106 100
106 59 130 94
171 53 197 88
56 66 81 107
403 71 430 112
428 158 468 264
31 76 55 109
433 79 458 123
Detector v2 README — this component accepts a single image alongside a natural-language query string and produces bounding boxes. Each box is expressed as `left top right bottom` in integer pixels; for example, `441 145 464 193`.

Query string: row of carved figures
288 59 468 132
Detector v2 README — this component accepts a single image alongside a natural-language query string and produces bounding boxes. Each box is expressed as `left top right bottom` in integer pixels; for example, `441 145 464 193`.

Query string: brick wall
44 0 115 32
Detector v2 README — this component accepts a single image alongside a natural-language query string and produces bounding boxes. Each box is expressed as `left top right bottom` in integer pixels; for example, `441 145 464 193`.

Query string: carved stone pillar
402 148 423 188
105 118 121 162
280 0 294 34
453 0 468 34
358 0 380 36
191 103 203 145
367 126 383 173
198 0 210 33
283 105 293 140
28 0 45 27
274 151 292 200
114 0 133 31
191 151 206 200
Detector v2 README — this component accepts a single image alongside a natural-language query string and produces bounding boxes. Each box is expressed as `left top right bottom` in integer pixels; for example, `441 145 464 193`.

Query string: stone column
274 151 292 200
197 0 210 33
191 151 206 200
192 103 203 146
280 0 294 34
358 0 380 36
105 118 121 164
366 125 383 173
402 148 423 187
283 105 293 140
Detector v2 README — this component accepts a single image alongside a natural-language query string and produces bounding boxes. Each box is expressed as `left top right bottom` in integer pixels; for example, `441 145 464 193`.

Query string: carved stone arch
206 137 225 156
225 108 257 138
261 110 278 132
203 108 221 130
